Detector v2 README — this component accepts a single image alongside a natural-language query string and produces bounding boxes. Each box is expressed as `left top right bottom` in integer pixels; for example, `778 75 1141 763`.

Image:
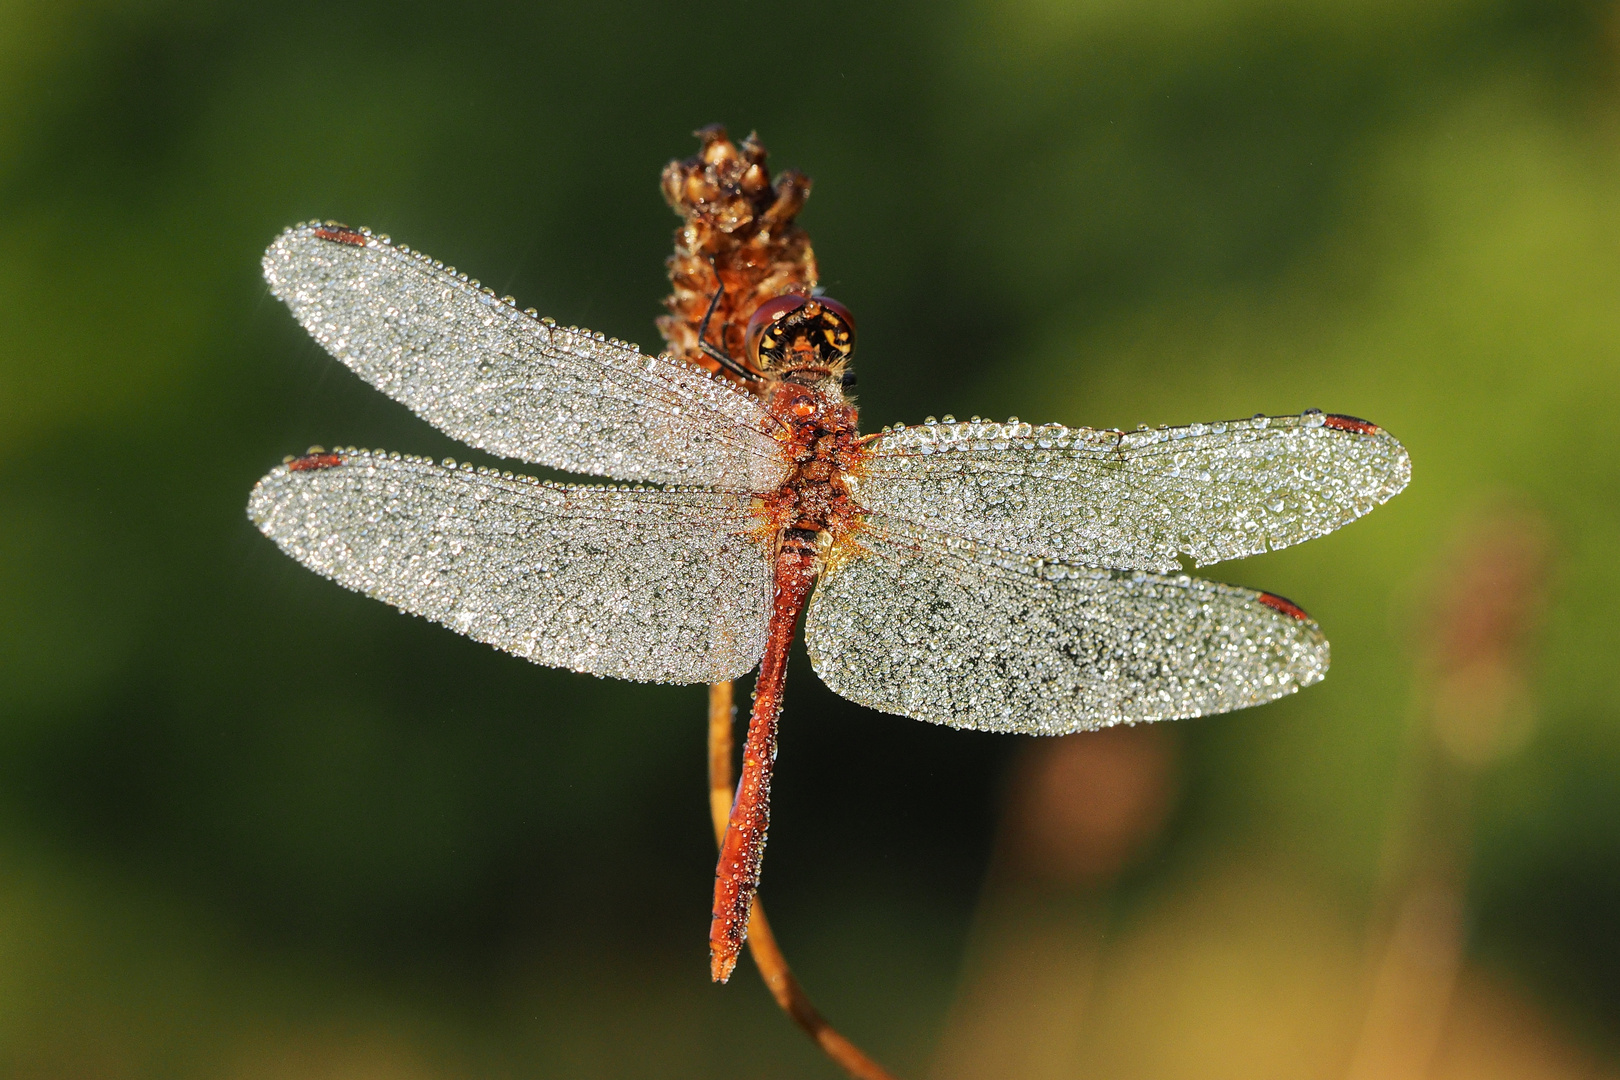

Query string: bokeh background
2 0 1618 1076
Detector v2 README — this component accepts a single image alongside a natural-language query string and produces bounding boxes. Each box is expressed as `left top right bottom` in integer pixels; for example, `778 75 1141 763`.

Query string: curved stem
708 681 901 1080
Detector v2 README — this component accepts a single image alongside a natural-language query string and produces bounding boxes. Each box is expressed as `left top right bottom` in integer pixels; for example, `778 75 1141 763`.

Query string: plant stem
707 680 901 1080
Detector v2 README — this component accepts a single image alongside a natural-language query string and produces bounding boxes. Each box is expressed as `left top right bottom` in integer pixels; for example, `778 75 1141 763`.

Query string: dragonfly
249 221 1411 983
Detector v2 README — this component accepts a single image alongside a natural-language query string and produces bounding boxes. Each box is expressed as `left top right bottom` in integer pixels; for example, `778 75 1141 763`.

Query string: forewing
804 517 1328 734
856 412 1409 571
248 450 771 684
263 224 788 492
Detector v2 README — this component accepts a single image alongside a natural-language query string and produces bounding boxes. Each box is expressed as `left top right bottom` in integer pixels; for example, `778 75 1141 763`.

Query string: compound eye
745 294 812 368
815 297 857 342
808 297 857 367
745 293 860 371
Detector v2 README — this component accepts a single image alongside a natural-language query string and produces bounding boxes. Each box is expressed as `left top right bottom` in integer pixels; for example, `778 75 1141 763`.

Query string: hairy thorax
757 379 865 553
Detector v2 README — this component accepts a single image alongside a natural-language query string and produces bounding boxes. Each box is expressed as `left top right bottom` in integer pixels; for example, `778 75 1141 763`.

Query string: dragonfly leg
710 535 818 982
694 267 756 381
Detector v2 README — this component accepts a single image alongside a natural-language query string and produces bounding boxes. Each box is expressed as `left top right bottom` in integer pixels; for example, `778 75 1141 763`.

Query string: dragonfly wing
855 412 1409 572
248 450 771 684
804 516 1329 734
263 224 789 492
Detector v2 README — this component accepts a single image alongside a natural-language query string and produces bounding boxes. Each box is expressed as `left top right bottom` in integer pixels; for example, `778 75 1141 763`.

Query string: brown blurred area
929 725 1179 1080
931 505 1609 1080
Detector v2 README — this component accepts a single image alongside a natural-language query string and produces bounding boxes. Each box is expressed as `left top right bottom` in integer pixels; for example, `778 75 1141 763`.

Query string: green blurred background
2 0 1618 1076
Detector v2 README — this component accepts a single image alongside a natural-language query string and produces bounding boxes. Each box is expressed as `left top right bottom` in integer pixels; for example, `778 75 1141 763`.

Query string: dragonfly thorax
761 379 864 549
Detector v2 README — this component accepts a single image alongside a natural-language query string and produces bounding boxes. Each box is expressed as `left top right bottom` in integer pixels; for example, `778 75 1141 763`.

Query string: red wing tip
1257 592 1312 621
310 226 370 247
287 452 346 472
1322 413 1381 435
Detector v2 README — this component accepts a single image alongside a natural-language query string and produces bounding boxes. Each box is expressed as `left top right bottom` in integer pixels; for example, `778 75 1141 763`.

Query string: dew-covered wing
248 450 771 684
804 516 1328 734
855 412 1409 572
263 223 788 492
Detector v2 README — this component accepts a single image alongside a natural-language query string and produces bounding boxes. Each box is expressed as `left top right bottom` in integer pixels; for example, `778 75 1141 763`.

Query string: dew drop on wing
261 224 789 492
855 408 1409 571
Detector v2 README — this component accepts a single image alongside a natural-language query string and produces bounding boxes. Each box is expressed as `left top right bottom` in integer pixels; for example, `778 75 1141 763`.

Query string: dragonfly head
746 293 856 387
